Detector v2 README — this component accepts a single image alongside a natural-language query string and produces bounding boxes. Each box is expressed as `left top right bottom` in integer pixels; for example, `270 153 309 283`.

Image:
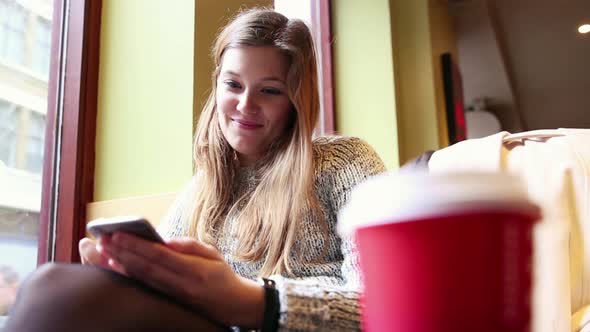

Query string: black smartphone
86 216 164 243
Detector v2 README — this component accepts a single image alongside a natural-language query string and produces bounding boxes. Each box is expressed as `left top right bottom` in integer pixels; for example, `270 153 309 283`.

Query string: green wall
331 0 399 170
94 0 194 201
390 0 457 164
331 0 457 167
93 0 457 199
390 0 439 164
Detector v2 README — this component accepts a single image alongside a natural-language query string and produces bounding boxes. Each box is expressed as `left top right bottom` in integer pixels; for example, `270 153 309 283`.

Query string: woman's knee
17 263 114 304
18 263 72 298
23 263 70 287
8 263 225 332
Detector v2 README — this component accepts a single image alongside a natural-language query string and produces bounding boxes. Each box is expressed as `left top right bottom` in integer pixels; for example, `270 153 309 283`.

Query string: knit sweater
157 136 386 331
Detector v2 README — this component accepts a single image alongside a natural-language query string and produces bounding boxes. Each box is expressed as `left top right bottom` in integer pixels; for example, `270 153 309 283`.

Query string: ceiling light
579 24 590 34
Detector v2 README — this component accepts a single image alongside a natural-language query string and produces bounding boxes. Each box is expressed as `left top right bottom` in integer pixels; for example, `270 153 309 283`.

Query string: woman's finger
165 237 222 260
79 237 110 269
108 233 214 275
102 241 203 302
78 237 94 264
107 258 128 275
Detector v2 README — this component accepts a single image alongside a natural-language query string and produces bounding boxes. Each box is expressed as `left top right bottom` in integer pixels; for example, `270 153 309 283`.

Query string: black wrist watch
260 278 280 332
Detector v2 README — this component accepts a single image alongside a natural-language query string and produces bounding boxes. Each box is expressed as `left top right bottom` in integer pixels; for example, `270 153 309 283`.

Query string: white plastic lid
337 171 539 236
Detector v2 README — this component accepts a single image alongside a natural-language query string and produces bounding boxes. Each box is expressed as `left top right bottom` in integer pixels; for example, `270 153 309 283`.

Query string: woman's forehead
219 47 289 80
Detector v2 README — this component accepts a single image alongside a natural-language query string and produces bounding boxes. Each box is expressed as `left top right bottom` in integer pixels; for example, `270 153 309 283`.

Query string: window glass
26 111 46 174
0 0 26 65
33 17 51 77
0 100 18 167
0 0 54 318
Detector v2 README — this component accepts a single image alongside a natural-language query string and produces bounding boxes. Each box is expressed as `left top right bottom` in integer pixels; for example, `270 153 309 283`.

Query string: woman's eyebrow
222 70 285 84
223 70 240 77
260 76 285 84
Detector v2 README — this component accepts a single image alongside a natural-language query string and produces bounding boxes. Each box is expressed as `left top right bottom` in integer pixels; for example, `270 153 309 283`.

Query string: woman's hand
98 233 265 328
79 237 128 274
79 237 108 267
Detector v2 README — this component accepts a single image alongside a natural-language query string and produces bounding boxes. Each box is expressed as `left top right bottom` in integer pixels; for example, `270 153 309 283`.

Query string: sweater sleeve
272 137 386 331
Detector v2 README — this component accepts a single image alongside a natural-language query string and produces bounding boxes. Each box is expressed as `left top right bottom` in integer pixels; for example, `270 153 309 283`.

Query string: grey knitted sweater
157 136 386 331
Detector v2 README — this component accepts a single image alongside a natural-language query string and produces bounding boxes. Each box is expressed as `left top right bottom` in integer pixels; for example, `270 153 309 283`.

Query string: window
1 0 104 320
0 100 18 168
0 104 46 174
33 17 51 77
26 112 46 174
0 0 52 319
0 0 27 66
274 0 335 135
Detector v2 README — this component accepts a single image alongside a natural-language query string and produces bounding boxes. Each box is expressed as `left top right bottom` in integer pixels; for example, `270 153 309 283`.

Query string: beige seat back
86 192 177 228
429 128 590 332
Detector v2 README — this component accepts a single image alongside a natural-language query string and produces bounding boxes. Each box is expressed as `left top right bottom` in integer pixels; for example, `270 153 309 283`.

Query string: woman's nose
237 91 259 114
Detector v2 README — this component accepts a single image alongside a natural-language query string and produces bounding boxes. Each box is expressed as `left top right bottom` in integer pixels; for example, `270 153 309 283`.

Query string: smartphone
86 216 164 243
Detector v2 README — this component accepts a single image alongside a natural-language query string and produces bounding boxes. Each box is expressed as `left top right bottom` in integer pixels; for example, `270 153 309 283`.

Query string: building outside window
0 0 54 318
0 100 18 168
33 17 51 77
0 0 27 66
25 111 46 174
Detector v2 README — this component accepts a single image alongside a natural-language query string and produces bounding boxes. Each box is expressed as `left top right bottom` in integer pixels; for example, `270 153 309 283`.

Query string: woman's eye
224 80 241 89
262 87 282 95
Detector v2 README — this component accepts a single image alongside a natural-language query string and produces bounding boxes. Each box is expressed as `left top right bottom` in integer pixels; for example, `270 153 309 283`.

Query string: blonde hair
188 9 323 276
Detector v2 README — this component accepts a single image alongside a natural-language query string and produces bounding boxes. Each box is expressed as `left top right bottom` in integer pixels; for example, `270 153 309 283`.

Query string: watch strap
260 277 280 332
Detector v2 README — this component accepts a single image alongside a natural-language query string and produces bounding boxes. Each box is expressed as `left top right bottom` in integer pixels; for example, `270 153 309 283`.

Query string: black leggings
4 263 227 332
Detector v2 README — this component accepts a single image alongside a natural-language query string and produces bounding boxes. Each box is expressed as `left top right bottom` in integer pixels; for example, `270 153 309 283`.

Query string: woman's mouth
233 119 263 130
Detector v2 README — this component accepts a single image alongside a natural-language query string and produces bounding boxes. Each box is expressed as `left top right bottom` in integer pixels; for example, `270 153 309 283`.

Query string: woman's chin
230 146 262 166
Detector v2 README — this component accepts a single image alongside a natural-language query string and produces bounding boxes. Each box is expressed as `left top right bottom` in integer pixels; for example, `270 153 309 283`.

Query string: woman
5 9 385 332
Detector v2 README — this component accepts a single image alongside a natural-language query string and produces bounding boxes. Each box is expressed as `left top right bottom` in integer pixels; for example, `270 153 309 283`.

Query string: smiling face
216 46 294 166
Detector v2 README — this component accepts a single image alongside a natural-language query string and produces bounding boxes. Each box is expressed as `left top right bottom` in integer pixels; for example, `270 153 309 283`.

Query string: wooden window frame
310 0 335 134
37 0 102 264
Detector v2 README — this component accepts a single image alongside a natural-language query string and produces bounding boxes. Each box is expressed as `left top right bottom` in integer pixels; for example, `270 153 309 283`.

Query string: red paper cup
338 172 540 332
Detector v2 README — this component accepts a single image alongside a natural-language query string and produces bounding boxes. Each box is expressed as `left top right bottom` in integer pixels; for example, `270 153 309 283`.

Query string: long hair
187 9 323 276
